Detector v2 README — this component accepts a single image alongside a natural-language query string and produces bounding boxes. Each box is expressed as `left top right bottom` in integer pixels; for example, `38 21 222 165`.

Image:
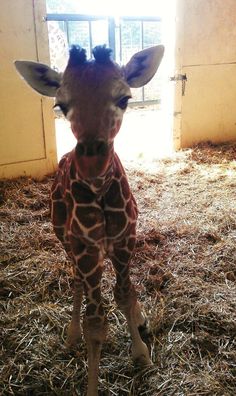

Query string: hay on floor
0 142 236 395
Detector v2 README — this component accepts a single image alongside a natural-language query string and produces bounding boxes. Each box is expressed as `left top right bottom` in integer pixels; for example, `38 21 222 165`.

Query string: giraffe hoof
66 337 82 351
133 353 153 367
66 336 81 345
66 327 82 349
132 339 152 367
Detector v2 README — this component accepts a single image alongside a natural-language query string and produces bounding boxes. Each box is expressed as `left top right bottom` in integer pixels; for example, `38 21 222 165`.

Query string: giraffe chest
64 178 137 251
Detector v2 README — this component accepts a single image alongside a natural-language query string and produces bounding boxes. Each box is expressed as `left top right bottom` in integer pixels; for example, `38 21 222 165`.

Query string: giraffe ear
14 60 61 97
124 45 164 88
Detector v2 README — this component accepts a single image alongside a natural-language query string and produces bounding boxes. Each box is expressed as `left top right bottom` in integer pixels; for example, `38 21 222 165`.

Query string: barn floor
0 143 236 395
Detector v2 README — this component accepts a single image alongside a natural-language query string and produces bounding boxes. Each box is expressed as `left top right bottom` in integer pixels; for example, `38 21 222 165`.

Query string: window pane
120 20 142 63
91 20 109 48
68 21 90 55
47 21 68 71
143 21 161 48
143 21 162 102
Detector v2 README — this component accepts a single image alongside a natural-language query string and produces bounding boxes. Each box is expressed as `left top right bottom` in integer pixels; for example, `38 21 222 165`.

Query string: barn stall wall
174 0 236 148
0 0 57 180
1 0 236 180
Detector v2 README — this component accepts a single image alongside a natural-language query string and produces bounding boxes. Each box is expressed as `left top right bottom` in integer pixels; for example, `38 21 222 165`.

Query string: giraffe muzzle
75 140 112 179
76 141 109 157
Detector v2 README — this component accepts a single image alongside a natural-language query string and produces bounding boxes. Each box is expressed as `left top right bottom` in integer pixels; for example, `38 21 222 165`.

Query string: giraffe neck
68 145 117 196
58 145 120 197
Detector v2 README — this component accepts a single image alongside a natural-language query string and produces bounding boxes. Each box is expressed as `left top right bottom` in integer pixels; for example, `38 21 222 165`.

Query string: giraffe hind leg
121 290 152 366
111 249 152 367
133 298 152 343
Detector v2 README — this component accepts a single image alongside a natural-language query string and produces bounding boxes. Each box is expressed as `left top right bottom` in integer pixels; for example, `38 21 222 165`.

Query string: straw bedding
0 142 235 395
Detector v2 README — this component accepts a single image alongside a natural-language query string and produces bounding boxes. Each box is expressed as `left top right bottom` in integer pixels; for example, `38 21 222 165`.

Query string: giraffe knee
67 320 82 348
114 282 136 311
83 316 108 344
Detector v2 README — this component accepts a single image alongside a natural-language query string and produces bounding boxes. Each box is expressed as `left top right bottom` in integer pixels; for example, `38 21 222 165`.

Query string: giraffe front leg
67 276 83 347
111 244 152 367
78 251 107 396
83 315 108 396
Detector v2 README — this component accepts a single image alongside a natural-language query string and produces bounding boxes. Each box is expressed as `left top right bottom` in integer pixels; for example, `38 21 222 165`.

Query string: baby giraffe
15 44 164 395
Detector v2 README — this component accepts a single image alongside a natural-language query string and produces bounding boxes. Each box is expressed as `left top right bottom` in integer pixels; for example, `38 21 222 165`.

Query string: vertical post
108 17 116 61
65 20 69 46
119 18 122 64
141 20 145 102
88 20 92 57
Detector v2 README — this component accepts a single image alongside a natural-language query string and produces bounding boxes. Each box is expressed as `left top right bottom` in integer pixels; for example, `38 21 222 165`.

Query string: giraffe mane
67 44 113 68
92 45 113 64
68 45 87 67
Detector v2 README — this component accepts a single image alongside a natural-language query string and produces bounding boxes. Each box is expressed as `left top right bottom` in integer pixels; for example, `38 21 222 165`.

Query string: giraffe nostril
76 141 109 157
95 141 108 156
86 144 95 156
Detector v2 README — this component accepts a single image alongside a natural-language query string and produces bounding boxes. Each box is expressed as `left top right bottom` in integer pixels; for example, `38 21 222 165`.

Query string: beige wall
175 0 236 148
1 1 235 167
0 0 57 179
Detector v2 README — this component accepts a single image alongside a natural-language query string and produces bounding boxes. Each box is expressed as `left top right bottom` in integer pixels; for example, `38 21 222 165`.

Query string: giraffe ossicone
15 44 164 396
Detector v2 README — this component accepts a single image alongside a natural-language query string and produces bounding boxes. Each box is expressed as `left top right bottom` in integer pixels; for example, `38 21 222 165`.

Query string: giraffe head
15 44 164 179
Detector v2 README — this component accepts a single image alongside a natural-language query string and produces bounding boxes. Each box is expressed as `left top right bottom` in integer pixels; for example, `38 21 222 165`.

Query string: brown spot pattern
88 225 104 240
79 253 99 274
70 235 85 255
51 185 62 200
71 218 83 235
105 180 124 208
105 210 127 237
120 176 130 200
52 201 67 226
114 249 131 264
86 303 97 316
76 206 103 228
86 266 103 288
72 182 95 204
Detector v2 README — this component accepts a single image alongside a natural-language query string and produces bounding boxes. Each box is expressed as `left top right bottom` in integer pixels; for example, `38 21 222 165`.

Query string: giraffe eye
117 96 131 110
53 103 68 116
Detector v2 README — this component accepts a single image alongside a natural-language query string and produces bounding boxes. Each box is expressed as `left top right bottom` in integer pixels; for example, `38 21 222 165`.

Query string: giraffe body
15 44 164 396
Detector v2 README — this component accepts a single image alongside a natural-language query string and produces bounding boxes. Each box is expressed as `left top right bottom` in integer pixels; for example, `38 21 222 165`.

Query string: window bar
141 20 145 102
108 17 116 60
65 20 70 46
119 20 122 64
88 21 92 57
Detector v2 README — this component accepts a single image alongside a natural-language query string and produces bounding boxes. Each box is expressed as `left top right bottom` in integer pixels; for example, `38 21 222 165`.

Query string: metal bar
65 20 69 45
128 99 161 107
108 17 116 60
46 13 109 22
141 20 144 49
119 19 122 64
117 16 161 22
141 21 145 102
88 21 92 57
